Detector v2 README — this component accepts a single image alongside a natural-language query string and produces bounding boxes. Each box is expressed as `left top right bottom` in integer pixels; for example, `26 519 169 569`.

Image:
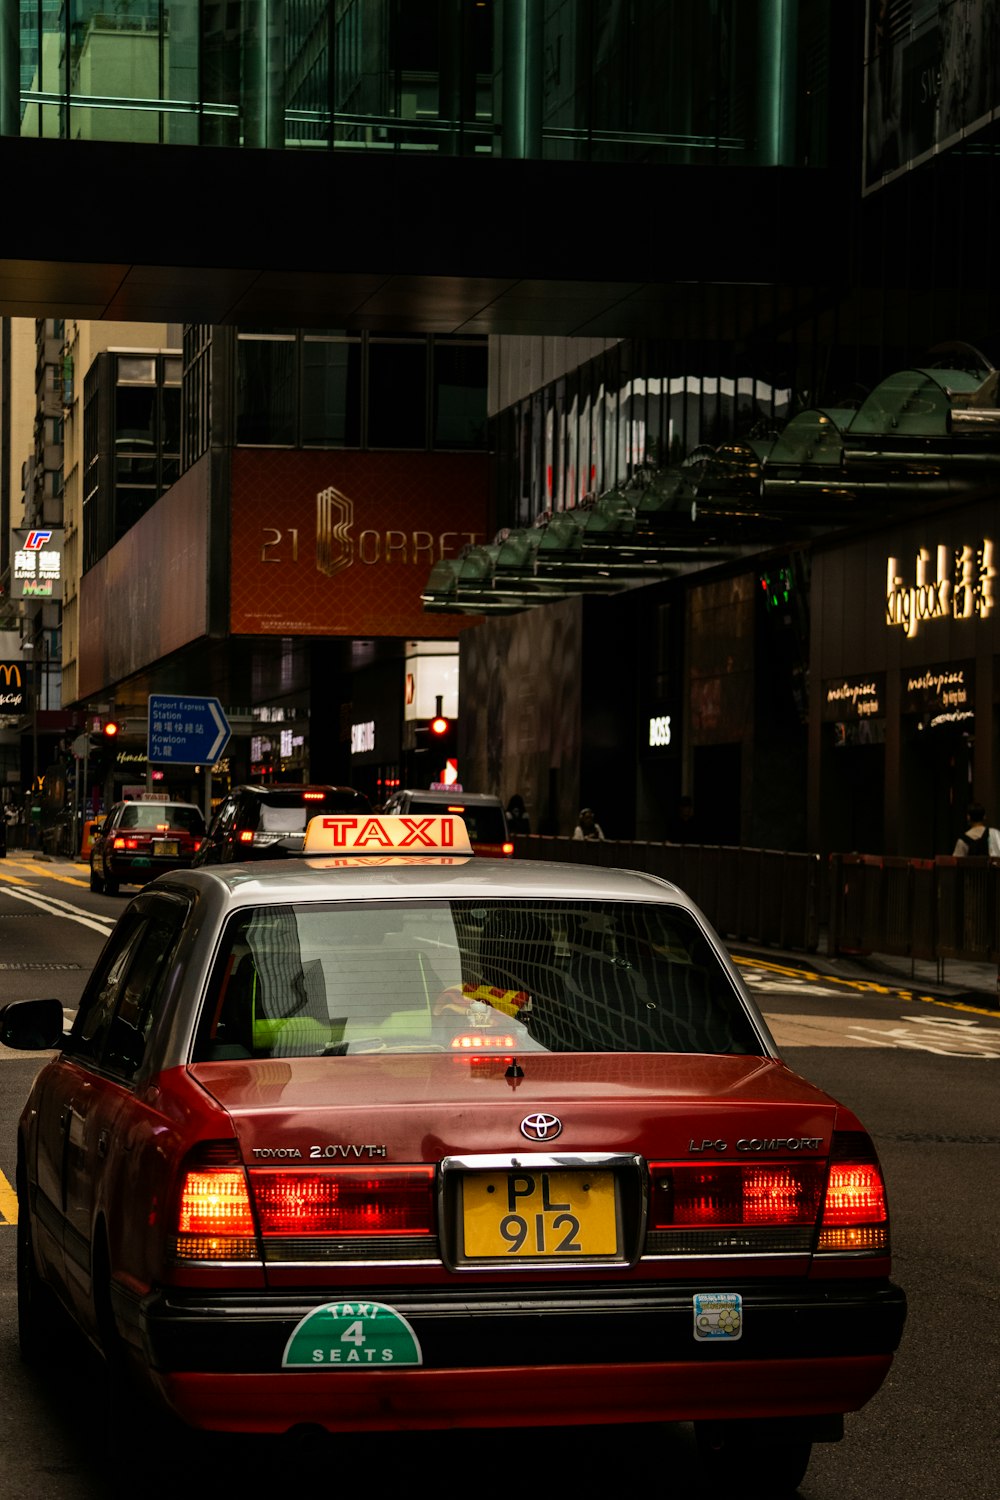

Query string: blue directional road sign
148 694 231 767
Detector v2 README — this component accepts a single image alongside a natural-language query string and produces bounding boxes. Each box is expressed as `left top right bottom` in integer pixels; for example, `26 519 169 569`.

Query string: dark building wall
810 497 999 858
458 598 582 836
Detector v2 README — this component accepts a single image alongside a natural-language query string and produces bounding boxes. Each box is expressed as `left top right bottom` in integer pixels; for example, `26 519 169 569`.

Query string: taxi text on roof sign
303 814 473 856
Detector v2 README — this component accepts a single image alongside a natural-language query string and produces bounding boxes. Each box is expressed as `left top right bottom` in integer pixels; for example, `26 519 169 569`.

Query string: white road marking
767 1012 1000 1058
0 882 116 936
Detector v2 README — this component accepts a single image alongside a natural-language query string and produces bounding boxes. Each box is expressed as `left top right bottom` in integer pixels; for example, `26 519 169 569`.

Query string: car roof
112 798 202 811
392 789 504 807
235 784 365 797
153 856 691 912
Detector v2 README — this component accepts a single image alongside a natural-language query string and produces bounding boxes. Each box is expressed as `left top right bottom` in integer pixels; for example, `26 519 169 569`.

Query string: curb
731 944 1000 1011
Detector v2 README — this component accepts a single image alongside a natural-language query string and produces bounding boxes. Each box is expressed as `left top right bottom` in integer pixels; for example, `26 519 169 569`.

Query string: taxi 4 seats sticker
693 1292 743 1341
283 1301 423 1368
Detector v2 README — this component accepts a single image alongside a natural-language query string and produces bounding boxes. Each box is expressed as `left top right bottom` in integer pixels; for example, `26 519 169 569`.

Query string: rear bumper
137 1278 906 1433
107 854 192 882
156 1355 894 1434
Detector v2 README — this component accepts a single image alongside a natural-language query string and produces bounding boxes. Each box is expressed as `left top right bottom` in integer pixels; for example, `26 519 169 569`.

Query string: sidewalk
733 942 1000 1010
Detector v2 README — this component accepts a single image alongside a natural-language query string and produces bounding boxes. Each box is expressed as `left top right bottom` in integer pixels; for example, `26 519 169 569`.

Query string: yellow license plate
462 1169 619 1259
153 840 179 857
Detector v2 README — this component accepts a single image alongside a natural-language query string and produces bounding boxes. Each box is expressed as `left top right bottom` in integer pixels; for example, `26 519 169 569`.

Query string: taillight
303 792 324 800
251 1167 435 1237
449 1032 517 1050
649 1162 826 1230
174 1162 257 1261
817 1133 888 1253
649 1139 889 1256
502 842 515 856
237 829 255 843
113 836 140 850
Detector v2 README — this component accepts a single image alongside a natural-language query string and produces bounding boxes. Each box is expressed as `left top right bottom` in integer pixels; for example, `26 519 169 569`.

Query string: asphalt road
0 856 997 1498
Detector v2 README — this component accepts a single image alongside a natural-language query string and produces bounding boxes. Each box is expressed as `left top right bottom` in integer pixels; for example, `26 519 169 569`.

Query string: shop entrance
692 744 741 845
821 724 885 856
901 718 974 857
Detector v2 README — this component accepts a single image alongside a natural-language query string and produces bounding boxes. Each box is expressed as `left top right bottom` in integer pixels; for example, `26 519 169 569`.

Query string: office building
1 3 998 853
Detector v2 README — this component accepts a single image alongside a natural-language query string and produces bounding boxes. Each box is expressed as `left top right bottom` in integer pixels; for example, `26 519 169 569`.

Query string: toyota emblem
520 1112 563 1142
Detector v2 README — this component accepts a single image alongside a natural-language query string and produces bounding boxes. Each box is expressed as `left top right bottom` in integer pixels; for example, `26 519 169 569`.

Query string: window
432 341 487 449
302 336 361 446
236 335 297 445
194 899 761 1062
230 330 485 451
182 325 212 469
68 896 189 1078
368 341 427 449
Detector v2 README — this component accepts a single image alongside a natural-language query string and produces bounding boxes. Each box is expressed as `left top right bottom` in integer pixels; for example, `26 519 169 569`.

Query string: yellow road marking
0 1169 17 1225
1 857 89 888
733 954 1000 1020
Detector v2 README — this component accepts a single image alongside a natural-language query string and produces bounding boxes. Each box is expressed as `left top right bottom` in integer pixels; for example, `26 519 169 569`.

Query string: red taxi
3 815 905 1493
89 797 206 894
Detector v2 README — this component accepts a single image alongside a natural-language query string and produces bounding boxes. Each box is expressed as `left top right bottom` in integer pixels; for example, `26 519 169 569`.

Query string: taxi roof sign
303 814 473 857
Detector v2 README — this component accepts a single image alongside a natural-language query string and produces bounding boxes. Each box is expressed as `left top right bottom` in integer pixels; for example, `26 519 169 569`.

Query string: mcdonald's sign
0 662 25 711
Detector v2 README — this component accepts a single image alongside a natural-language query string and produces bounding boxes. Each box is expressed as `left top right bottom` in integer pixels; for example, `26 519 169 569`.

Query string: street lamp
22 635 50 849
22 639 38 801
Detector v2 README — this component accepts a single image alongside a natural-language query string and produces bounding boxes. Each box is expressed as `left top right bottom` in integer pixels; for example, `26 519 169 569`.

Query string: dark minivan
193 784 371 866
382 788 512 857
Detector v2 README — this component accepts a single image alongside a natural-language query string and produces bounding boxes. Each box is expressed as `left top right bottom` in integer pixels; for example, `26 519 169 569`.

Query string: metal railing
828 852 1000 974
513 836 1000 972
514 836 823 953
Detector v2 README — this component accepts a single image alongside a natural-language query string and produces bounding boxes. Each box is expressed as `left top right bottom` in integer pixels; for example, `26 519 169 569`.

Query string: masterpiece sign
902 662 974 726
230 451 488 638
885 540 994 637
823 674 885 723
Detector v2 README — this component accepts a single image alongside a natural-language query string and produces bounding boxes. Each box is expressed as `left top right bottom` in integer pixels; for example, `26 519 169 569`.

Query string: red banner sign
230 450 488 637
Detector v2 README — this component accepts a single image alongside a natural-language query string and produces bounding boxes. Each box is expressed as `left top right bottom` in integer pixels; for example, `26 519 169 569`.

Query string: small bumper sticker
693 1292 743 1342
283 1301 423 1369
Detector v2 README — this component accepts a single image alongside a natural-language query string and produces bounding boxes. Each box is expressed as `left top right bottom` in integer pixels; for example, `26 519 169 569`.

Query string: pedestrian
952 802 1000 857
573 807 605 841
505 794 530 835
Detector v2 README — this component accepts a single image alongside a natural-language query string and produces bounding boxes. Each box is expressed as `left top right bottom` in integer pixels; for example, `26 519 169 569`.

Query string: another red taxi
3 815 905 1493
89 797 206 894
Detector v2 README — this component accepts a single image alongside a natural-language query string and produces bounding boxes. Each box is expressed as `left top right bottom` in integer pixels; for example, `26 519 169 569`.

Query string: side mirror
0 998 65 1052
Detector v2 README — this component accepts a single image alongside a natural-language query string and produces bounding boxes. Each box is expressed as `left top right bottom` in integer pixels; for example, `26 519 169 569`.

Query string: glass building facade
7 0 836 167
179 326 486 472
493 337 795 529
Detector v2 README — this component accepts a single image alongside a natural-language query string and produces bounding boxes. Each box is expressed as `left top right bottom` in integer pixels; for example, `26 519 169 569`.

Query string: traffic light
759 565 793 613
87 719 123 780
427 697 457 786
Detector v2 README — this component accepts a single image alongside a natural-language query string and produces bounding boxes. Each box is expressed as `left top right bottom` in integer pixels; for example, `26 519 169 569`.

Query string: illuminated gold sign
903 663 973 720
312 485 478 578
823 676 884 721
886 541 994 637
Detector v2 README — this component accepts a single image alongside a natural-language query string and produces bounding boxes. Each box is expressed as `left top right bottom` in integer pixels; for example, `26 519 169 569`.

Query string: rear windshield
195 899 762 1062
250 791 369 831
118 804 205 834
